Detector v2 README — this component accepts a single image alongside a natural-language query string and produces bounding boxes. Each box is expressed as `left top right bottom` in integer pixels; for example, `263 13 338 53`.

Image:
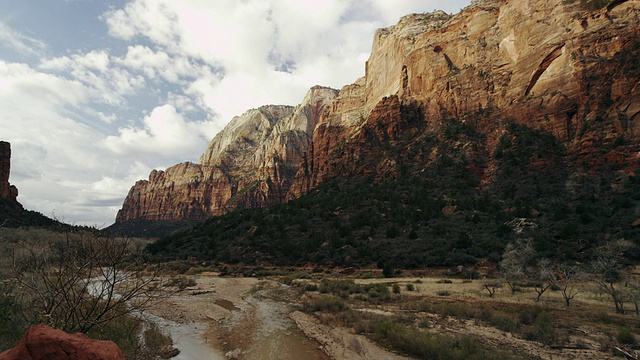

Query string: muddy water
147 280 328 360
210 282 330 360
144 313 225 360
240 294 329 360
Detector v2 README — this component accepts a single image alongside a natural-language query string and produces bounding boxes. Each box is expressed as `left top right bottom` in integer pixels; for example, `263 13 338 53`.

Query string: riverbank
146 273 404 359
147 269 636 360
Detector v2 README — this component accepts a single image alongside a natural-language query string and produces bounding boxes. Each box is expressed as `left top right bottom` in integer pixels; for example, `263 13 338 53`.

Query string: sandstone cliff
0 141 19 203
117 0 640 223
116 86 338 221
288 0 640 197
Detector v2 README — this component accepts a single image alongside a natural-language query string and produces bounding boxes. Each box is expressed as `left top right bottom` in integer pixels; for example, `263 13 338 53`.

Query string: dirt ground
146 271 638 360
349 276 633 360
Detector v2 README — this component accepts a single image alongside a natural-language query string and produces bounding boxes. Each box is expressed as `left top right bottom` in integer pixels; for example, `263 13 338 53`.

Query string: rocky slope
117 0 640 224
0 141 65 227
116 86 337 221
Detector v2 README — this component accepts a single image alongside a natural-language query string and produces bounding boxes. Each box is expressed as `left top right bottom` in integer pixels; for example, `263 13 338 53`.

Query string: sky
0 0 472 227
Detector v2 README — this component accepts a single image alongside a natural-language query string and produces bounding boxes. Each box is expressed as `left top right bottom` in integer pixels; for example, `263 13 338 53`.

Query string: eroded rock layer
0 141 19 203
117 0 640 223
116 86 338 221
288 0 640 197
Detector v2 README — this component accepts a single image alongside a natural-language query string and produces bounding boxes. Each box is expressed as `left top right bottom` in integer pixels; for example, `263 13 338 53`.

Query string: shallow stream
144 280 328 359
144 313 225 360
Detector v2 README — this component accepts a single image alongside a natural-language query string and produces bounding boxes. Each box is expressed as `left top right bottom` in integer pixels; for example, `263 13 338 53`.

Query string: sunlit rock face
288 0 640 196
116 86 337 221
117 0 640 222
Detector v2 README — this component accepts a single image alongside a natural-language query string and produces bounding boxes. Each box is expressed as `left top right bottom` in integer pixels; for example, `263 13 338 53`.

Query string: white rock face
117 86 338 221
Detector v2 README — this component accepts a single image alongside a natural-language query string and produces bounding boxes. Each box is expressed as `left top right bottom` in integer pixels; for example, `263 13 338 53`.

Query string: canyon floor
146 270 639 360
146 273 398 360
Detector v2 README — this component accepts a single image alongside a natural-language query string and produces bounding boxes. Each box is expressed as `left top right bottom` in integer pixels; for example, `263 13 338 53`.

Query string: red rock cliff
287 0 640 197
116 86 338 221
117 0 640 223
0 141 19 203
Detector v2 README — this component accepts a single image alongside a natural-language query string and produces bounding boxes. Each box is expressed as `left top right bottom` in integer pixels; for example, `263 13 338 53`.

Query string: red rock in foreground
0 324 124 360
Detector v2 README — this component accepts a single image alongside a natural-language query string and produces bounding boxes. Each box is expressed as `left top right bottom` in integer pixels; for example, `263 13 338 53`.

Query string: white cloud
102 104 214 157
99 0 471 125
1 0 473 226
40 51 146 106
0 20 47 57
103 0 181 45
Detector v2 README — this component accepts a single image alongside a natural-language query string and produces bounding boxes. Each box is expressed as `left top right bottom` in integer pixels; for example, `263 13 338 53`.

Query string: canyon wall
0 141 19 203
116 0 640 223
288 0 640 196
116 86 337 221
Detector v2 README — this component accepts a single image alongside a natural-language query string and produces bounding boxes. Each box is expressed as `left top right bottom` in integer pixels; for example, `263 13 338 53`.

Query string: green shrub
167 276 197 290
393 284 401 294
88 315 143 359
143 322 173 354
523 311 556 345
373 320 516 359
0 289 26 351
305 296 347 313
617 327 636 345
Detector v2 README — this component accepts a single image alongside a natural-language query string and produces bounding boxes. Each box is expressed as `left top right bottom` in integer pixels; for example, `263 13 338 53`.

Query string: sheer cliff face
288 0 640 196
0 141 19 203
117 0 640 222
116 86 338 222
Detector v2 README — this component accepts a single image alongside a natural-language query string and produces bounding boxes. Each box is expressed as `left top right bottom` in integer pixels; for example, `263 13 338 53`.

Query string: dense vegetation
147 120 640 268
104 218 197 239
0 199 62 228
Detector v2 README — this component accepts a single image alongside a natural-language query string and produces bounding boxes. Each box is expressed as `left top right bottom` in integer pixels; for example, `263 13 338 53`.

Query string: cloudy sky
0 0 472 227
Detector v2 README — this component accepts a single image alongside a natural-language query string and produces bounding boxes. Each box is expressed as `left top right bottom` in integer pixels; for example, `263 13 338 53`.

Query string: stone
0 324 125 360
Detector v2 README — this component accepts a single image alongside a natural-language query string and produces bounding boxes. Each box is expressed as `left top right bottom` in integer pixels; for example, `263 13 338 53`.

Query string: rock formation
0 324 125 360
288 0 640 196
116 86 338 221
116 0 640 223
0 141 19 203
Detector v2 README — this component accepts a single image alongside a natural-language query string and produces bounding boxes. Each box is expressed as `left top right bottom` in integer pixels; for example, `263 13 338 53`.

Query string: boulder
0 324 125 360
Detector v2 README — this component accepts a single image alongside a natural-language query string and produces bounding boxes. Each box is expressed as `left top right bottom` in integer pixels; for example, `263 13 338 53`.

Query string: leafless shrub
11 231 161 334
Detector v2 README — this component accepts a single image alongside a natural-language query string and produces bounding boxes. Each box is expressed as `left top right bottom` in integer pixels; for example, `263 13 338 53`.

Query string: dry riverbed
145 270 639 360
146 272 405 360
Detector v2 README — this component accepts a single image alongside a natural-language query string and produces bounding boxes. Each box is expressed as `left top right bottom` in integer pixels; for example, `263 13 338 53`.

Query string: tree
481 280 501 298
500 239 534 295
555 263 582 307
530 258 555 302
590 240 634 314
11 231 160 334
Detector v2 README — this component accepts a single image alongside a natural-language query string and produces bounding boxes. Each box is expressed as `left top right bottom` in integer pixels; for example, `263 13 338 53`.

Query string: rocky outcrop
288 0 640 195
116 86 338 221
0 141 19 203
0 324 124 360
117 0 640 223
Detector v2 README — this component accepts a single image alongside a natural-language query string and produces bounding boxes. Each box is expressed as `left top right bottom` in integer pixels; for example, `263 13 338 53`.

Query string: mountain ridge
116 0 640 228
